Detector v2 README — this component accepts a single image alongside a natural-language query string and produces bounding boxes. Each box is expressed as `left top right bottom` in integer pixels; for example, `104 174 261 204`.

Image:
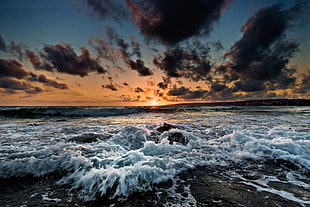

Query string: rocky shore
1 165 308 207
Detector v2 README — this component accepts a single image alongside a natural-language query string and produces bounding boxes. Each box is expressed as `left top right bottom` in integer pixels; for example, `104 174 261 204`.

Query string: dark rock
179 167 304 207
157 123 177 133
168 132 189 145
147 131 161 143
265 159 300 171
68 133 100 143
0 173 85 207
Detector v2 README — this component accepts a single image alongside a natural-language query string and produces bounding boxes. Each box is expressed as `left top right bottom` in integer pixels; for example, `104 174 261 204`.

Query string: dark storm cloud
183 89 207 99
167 86 208 99
153 43 212 81
233 80 265 92
0 59 28 79
125 0 231 45
225 4 302 82
211 82 227 92
126 59 153 76
42 43 106 77
167 86 191 96
28 73 69 90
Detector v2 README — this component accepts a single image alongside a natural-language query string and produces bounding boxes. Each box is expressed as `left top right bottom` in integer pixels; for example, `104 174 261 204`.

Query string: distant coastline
165 99 310 107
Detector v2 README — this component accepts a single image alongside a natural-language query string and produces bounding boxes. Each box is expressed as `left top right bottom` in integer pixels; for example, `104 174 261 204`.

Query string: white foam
0 106 309 205
41 193 62 202
242 181 310 205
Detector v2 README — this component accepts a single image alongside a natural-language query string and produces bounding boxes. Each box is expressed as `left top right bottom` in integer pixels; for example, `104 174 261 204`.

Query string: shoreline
0 166 308 207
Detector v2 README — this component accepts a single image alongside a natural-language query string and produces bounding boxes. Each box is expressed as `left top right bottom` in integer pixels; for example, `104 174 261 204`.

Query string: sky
0 0 309 106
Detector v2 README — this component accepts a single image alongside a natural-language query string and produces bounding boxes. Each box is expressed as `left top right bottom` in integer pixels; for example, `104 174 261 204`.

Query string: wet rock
68 133 100 143
157 123 177 133
147 131 161 143
0 173 85 207
179 167 304 207
267 159 300 171
168 132 189 145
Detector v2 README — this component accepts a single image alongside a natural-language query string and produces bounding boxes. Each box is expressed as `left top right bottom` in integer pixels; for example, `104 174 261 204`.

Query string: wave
1 122 309 205
1 105 309 119
0 106 145 118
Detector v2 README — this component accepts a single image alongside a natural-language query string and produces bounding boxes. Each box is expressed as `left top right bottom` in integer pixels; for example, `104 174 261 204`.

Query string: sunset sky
0 0 309 106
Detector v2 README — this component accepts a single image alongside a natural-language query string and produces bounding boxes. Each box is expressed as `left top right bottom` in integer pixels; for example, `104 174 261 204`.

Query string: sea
0 105 309 207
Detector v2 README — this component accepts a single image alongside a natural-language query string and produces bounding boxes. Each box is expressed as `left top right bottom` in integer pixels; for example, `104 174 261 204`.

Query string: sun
150 99 159 106
148 98 166 106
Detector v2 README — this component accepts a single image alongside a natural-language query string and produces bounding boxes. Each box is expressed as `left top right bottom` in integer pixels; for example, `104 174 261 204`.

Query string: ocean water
0 105 309 206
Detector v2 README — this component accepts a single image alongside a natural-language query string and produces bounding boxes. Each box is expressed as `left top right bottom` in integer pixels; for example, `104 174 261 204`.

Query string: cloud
102 84 118 91
153 42 212 81
41 42 106 77
225 4 301 82
101 76 119 91
90 38 118 63
90 28 144 71
126 59 153 76
166 86 208 99
233 80 265 92
167 86 191 96
25 49 53 71
0 77 43 94
118 94 141 102
0 77 30 90
210 82 227 92
157 76 170 89
0 36 27 61
8 41 25 61
125 0 232 45
0 58 68 95
0 59 28 79
211 41 224 52
28 73 69 90
134 87 144 93
82 0 128 22
295 72 310 94
130 36 142 58
117 38 130 59
217 3 308 97
0 34 7 52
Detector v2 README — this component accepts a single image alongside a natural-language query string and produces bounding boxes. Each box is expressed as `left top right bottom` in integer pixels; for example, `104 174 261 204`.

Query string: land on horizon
163 99 310 107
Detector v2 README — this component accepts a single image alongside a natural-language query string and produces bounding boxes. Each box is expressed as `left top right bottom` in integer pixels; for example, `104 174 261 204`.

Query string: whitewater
0 105 309 206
